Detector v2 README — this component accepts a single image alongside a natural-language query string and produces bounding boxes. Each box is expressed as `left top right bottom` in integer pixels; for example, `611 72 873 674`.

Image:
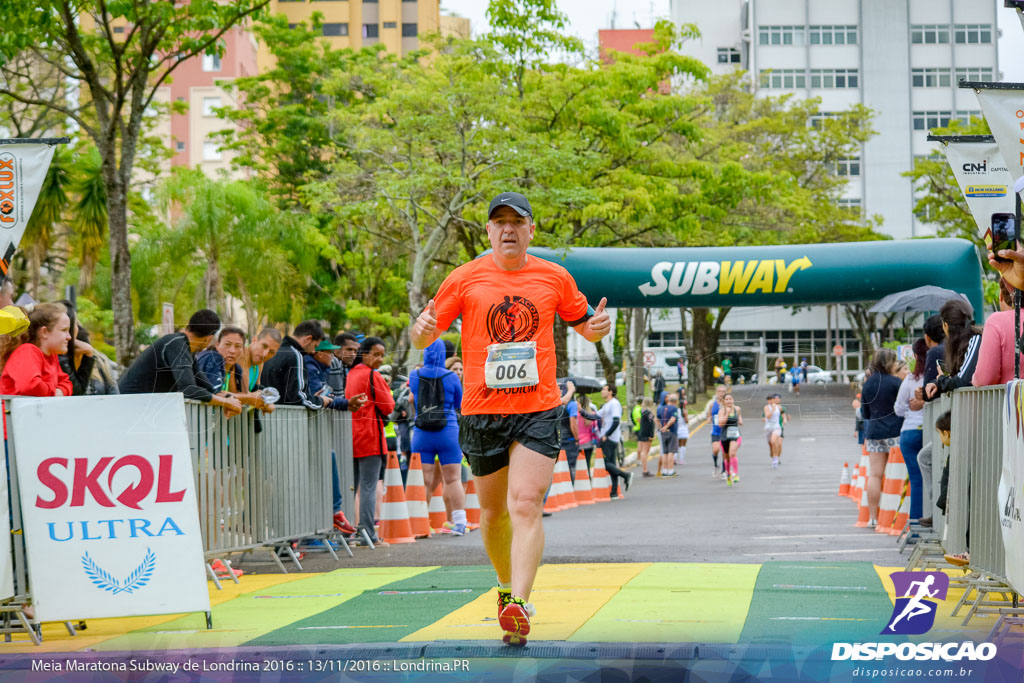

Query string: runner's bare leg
441 462 466 511
475 466 512 585
506 441 557 600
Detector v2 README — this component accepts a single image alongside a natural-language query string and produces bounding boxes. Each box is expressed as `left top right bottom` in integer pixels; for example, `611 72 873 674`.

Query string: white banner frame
932 136 1016 240
1002 381 1024 594
0 139 66 277
11 393 210 623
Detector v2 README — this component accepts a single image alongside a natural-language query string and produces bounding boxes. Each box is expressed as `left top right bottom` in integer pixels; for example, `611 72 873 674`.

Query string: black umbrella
868 286 972 316
558 376 603 394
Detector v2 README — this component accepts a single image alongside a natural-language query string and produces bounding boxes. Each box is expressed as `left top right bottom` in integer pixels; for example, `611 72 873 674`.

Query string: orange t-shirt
433 255 590 416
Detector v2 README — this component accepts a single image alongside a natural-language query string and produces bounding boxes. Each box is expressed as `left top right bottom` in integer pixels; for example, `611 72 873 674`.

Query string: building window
954 24 993 44
202 97 221 117
364 23 379 38
758 25 806 46
834 158 861 177
717 47 741 64
401 23 417 37
323 23 349 36
955 67 995 83
759 69 806 89
910 24 950 44
176 141 185 151
113 26 125 34
808 112 841 128
287 23 297 29
838 198 862 214
810 68 858 88
202 141 222 161
912 110 953 131
808 25 858 45
202 52 221 72
952 110 981 126
383 21 397 29
911 67 952 88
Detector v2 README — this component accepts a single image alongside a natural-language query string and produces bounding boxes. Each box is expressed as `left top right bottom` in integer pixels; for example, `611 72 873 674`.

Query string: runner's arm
571 297 610 343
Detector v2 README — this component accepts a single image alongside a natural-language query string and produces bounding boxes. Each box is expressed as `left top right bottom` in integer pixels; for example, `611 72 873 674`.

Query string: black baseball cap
488 192 532 219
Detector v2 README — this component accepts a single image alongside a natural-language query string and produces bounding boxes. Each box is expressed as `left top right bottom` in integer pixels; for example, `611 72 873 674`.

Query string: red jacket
0 343 73 397
346 363 395 458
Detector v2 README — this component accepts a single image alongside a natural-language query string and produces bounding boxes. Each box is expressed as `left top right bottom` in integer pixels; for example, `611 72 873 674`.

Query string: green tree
22 144 72 298
0 0 271 363
138 169 321 337
69 146 107 290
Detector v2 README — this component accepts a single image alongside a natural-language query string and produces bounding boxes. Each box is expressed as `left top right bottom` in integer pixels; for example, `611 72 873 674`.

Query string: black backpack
415 371 451 431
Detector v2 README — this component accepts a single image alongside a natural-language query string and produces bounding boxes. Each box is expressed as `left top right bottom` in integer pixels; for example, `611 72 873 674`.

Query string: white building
670 0 999 239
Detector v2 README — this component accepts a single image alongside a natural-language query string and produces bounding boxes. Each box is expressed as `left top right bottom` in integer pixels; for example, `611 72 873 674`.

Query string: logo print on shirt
486 295 539 343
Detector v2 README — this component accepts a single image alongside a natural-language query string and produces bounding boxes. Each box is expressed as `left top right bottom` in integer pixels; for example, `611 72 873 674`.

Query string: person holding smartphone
923 299 981 400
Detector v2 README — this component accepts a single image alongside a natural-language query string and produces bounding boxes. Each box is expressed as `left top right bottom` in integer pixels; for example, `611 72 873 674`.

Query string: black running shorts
459 407 563 477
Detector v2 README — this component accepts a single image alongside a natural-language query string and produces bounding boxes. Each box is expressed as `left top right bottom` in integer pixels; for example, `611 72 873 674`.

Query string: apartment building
670 0 999 240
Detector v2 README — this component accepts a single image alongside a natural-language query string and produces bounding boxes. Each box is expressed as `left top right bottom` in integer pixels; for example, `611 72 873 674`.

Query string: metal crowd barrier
183 401 354 566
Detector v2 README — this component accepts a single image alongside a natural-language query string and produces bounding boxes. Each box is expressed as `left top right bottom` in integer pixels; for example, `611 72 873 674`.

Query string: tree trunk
104 163 136 366
554 316 568 378
691 307 711 395
627 308 648 403
594 338 617 388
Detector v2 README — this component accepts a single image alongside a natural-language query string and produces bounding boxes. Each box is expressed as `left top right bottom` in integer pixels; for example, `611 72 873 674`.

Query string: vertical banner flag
0 143 58 278
1002 382 1024 595
974 87 1024 184
13 394 210 622
0 407 13 601
943 142 1015 239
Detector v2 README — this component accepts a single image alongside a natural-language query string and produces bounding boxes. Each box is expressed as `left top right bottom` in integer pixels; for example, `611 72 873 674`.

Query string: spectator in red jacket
345 336 395 544
0 302 73 397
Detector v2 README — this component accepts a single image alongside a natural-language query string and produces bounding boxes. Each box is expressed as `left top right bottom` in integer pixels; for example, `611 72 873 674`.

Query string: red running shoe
497 588 513 619
333 511 356 534
499 596 530 647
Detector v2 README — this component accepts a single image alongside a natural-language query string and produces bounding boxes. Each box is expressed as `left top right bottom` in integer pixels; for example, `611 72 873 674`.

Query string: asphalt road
236 383 906 574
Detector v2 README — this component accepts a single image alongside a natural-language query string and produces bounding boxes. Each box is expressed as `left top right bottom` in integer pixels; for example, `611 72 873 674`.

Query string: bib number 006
485 341 540 389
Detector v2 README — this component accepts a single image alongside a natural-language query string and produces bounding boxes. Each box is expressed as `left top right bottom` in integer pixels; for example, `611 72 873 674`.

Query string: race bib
725 426 740 440
485 341 539 389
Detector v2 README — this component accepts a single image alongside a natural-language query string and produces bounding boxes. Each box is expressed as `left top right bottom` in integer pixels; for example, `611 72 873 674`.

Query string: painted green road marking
738 561 895 645
94 567 431 651
246 565 495 646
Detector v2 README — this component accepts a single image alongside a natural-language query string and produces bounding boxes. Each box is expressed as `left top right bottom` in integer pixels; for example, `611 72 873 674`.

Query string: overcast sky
442 0 1024 80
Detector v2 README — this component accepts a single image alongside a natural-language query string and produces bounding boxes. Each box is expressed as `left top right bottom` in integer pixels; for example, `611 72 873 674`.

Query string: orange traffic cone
464 477 480 530
591 450 612 502
889 480 910 536
380 451 416 544
838 462 851 497
554 450 577 511
850 454 867 503
428 482 448 532
573 452 595 505
876 447 906 534
405 453 431 538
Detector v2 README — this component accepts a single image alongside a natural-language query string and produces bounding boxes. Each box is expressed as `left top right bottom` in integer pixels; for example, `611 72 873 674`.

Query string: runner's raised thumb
595 297 607 314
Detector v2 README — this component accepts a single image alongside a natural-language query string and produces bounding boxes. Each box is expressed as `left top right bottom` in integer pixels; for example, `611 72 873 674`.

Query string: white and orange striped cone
573 452 595 505
854 482 870 527
405 453 431 538
838 462 851 497
850 454 868 503
428 482 449 532
591 450 612 502
464 477 481 530
876 447 906 534
554 450 577 511
848 461 861 504
380 451 416 544
889 480 911 536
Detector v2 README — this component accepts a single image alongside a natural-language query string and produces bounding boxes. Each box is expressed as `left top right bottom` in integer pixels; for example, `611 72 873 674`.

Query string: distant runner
703 384 727 478
410 192 610 647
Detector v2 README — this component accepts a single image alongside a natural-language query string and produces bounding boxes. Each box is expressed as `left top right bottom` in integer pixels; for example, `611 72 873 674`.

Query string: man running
410 191 610 647
702 384 727 477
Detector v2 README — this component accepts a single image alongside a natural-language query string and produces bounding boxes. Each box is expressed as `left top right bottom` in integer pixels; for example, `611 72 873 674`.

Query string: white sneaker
712 467 719 478
721 471 729 480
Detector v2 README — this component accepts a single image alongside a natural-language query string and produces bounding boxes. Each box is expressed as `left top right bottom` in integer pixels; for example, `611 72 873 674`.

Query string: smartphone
991 213 1018 262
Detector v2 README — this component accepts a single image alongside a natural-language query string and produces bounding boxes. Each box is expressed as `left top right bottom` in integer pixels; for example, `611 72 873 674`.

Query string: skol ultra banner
974 88 1024 184
12 394 210 622
0 143 57 277
943 142 1015 238
1002 381 1024 595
